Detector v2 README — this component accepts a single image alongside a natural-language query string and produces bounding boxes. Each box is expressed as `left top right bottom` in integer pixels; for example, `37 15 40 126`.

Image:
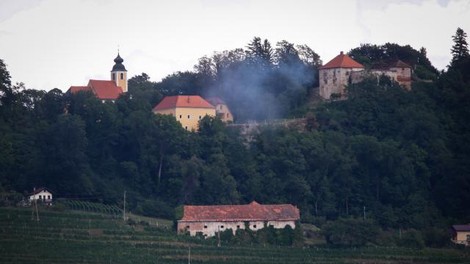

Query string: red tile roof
153 95 215 111
69 86 91 93
88 80 123 100
320 51 364 69
180 201 300 222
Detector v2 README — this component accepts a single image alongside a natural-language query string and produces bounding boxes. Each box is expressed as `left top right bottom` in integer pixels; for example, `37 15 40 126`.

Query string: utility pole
123 190 126 221
187 246 191 264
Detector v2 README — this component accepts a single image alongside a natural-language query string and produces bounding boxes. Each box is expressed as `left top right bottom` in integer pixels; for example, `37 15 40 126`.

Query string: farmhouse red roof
180 201 300 222
320 51 364 69
153 95 215 111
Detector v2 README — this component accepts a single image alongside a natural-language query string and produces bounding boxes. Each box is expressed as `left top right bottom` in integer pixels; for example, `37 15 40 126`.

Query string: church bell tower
111 53 128 93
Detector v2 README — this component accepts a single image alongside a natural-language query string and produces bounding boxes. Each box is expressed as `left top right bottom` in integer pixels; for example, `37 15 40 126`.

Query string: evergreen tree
451 27 469 65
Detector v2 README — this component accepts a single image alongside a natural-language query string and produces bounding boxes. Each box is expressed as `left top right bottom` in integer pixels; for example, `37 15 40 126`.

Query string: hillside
1 207 469 264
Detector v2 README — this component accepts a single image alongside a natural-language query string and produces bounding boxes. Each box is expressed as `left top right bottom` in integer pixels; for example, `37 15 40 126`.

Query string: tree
451 27 469 65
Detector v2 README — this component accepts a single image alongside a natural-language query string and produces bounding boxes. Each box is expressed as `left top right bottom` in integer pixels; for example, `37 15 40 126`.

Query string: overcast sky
0 0 469 92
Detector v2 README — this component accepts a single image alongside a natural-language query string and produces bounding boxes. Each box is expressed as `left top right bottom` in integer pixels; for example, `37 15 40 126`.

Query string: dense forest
1 29 470 246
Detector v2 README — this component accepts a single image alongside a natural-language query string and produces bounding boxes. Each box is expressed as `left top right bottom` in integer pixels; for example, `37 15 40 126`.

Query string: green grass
0 207 469 264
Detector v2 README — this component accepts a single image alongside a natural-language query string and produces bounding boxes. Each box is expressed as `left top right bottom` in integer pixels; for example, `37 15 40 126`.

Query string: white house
177 201 300 237
28 188 53 205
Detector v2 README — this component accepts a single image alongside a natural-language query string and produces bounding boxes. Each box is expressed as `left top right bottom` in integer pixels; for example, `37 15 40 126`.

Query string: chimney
340 51 344 55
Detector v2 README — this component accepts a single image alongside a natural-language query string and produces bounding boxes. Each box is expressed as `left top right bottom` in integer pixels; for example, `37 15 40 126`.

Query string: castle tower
111 53 128 93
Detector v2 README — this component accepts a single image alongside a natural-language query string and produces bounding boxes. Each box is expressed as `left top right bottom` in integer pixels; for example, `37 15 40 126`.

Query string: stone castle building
319 52 412 99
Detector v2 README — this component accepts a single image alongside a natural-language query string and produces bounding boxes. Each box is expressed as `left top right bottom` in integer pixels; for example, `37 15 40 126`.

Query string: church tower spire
111 52 128 93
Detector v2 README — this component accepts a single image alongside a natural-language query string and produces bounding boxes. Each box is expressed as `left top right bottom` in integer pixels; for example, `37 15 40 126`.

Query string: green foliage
322 218 380 247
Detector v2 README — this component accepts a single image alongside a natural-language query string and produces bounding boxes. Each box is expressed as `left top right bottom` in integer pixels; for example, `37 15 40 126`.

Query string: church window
120 73 124 80
112 73 116 81
187 115 190 119
179 115 182 119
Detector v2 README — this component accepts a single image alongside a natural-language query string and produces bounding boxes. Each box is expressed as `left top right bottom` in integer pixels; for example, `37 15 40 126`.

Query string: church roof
68 86 90 93
153 95 215 111
320 51 364 69
111 53 127 72
88 80 123 100
179 201 300 222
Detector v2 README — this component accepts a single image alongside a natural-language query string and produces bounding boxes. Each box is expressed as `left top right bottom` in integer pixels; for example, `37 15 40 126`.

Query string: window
120 73 124 80
179 115 182 119
187 115 190 119
236 225 240 229
185 126 188 130
186 225 190 229
220 225 224 229
253 225 257 229
112 73 116 81
204 225 207 229
199 116 202 120
48 195 51 199
39 195 42 199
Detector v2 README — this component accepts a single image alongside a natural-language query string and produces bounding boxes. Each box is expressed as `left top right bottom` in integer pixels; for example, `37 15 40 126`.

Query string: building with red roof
319 52 413 99
152 95 216 131
67 53 127 102
177 201 300 237
319 51 364 99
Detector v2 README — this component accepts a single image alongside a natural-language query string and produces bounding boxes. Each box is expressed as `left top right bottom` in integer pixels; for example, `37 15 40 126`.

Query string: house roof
29 187 52 196
320 51 364 69
153 95 215 111
452 225 470 231
88 80 123 100
179 201 300 222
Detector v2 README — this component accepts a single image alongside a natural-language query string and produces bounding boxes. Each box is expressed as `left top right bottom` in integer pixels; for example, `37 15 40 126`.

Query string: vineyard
58 199 122 216
0 207 469 264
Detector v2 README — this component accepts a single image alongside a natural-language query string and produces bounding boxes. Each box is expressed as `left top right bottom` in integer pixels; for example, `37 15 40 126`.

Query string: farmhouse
28 187 53 205
177 201 300 237
152 95 216 131
451 225 470 246
319 52 413 99
67 53 127 102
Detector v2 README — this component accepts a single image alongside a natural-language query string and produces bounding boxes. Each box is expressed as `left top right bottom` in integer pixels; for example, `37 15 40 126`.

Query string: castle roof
320 51 364 69
179 201 300 222
153 95 215 111
28 187 53 196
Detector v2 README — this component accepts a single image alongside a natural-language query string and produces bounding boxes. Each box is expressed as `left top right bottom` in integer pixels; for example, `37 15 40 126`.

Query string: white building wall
178 220 296 237
29 190 52 202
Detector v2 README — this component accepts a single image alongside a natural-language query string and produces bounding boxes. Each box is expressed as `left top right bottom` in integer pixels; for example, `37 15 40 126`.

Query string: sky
0 0 469 92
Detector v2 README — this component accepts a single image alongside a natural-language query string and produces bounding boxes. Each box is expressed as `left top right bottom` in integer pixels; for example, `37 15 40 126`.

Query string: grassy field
0 207 469 264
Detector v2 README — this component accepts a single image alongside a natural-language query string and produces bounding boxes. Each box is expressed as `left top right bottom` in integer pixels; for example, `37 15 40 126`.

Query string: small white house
29 188 53 205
